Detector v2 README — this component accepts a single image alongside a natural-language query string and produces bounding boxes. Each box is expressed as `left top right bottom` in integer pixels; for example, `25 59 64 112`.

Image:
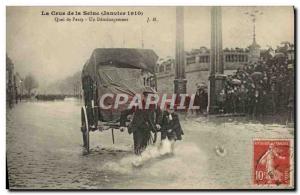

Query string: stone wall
157 68 236 95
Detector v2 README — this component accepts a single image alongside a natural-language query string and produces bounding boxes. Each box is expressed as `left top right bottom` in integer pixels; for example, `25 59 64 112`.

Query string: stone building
156 46 252 94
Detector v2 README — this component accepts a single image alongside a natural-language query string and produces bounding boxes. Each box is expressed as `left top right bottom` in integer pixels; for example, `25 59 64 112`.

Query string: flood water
6 98 294 189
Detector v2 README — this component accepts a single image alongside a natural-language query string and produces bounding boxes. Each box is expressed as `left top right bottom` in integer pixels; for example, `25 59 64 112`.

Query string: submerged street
6 99 294 189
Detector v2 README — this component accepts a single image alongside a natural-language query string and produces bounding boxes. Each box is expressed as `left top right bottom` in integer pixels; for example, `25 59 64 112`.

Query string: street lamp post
244 9 263 42
244 9 263 63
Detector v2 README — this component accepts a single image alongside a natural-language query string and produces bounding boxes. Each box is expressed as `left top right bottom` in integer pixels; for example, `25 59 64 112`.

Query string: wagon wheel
81 106 90 153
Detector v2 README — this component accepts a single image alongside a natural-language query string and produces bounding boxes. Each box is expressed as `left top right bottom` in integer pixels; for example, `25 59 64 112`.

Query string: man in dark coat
160 110 183 140
159 104 184 154
120 89 161 155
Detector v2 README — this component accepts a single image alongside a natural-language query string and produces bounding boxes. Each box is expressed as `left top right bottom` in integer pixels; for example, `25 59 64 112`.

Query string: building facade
156 47 251 94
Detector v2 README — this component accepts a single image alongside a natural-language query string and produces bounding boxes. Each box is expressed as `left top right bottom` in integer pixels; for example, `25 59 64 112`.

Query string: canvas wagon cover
82 48 158 122
82 48 158 78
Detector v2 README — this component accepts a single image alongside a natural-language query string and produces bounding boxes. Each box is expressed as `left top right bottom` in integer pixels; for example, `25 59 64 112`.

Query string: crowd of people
219 56 294 117
193 53 294 119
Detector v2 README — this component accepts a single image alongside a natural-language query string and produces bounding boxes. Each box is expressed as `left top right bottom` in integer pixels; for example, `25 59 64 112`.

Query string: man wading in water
159 103 184 154
120 88 161 155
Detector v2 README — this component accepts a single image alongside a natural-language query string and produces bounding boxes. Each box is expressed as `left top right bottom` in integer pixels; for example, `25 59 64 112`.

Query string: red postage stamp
253 139 291 186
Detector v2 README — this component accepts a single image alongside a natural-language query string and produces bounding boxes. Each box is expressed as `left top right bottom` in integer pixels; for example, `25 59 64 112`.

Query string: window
186 56 196 65
156 65 159 73
165 64 172 71
199 56 209 63
226 55 229 62
159 65 164 72
199 56 203 63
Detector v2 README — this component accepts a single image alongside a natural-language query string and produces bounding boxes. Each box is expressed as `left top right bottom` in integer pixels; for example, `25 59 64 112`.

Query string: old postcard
6 6 295 190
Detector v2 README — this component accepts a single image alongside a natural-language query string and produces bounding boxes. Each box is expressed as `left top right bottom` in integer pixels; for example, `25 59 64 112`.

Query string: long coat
120 105 161 154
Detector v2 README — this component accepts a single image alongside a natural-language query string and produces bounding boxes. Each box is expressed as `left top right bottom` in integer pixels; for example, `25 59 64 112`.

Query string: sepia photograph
6 6 295 190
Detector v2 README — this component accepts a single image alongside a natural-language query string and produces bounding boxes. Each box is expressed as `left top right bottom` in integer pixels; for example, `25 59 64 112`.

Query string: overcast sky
6 6 294 86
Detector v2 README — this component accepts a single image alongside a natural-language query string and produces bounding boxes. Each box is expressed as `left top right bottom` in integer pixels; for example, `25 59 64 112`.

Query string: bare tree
24 74 38 95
